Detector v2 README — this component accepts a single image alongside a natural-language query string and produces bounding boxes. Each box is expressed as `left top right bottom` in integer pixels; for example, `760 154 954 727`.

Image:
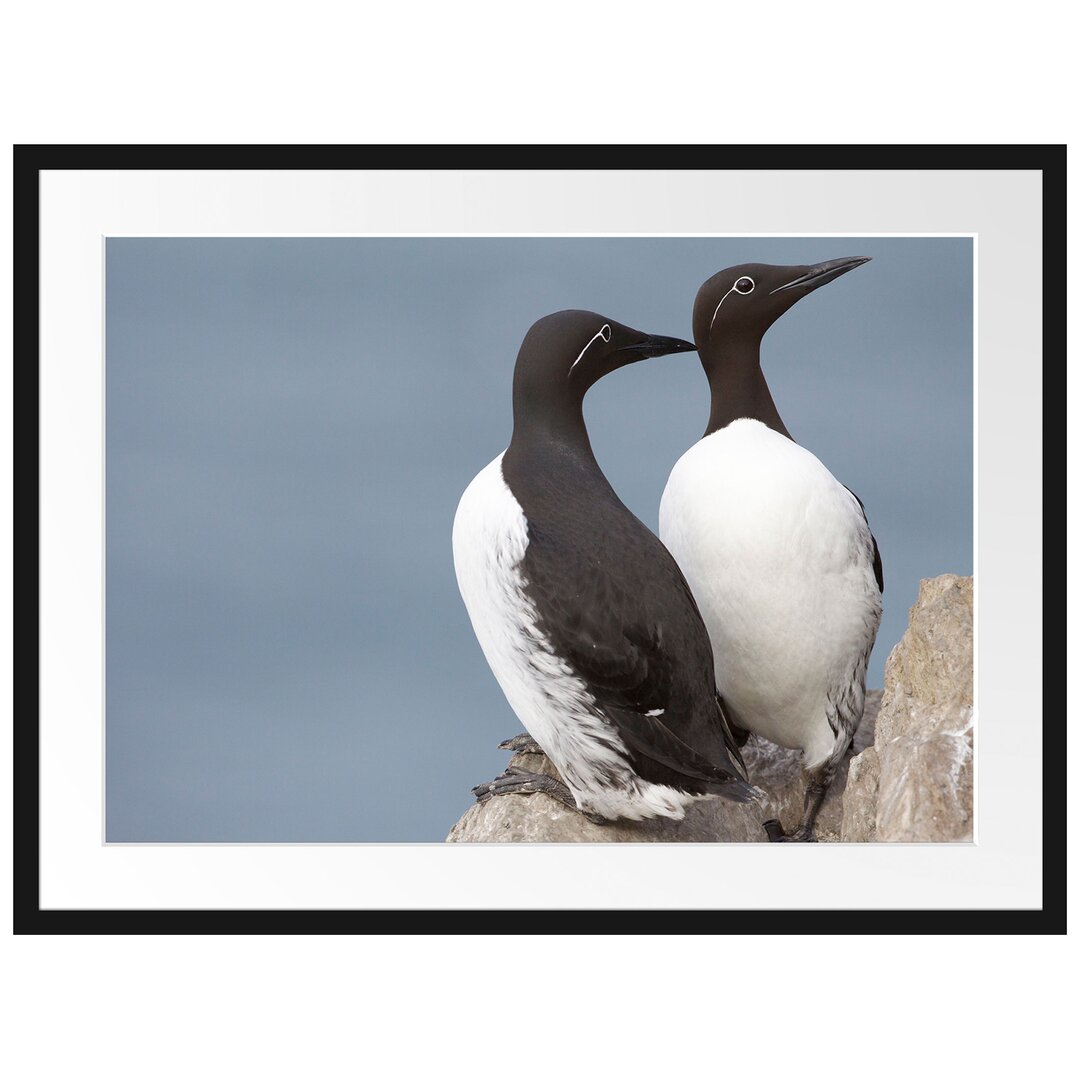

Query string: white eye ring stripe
569 323 612 375
709 276 755 330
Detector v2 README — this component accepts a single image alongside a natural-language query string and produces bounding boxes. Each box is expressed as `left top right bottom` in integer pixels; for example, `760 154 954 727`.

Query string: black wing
845 486 884 594
520 528 753 798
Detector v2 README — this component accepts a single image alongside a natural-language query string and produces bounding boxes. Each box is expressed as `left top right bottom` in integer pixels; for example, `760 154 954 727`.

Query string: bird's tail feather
720 776 766 805
716 694 751 782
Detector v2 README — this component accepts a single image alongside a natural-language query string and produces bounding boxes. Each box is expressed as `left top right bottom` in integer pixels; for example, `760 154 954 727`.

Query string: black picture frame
14 144 1065 934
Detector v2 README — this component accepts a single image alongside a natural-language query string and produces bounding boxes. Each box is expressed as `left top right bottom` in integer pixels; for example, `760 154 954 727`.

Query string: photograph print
105 235 973 846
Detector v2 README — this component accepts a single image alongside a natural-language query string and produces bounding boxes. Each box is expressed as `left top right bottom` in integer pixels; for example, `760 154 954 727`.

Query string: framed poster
15 145 1063 932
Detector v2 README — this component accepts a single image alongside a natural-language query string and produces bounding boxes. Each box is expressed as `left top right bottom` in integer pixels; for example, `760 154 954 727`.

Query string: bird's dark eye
734 277 755 294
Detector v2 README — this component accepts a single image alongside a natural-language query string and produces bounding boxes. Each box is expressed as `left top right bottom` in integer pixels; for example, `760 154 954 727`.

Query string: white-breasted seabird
659 259 883 841
454 310 758 823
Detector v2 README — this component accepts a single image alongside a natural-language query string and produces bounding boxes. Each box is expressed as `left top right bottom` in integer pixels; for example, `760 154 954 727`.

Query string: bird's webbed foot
497 732 545 755
762 819 819 843
762 771 832 842
470 766 609 825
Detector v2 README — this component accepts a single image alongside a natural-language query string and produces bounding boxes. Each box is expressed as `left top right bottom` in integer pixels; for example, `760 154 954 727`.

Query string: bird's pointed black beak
771 256 872 295
616 333 697 359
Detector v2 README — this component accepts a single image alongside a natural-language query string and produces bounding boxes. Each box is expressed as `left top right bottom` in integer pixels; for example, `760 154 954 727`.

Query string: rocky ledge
447 574 973 843
843 573 974 842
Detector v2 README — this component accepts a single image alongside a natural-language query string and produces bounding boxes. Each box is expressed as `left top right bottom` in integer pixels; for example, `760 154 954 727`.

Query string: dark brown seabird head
510 309 695 444
693 257 872 349
691 258 871 438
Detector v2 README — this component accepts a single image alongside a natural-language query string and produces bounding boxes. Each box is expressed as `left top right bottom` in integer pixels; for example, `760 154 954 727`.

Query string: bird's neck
506 394 603 476
504 408 623 518
701 338 791 440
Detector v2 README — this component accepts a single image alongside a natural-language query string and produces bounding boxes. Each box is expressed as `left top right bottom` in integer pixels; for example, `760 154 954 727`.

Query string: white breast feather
659 419 882 766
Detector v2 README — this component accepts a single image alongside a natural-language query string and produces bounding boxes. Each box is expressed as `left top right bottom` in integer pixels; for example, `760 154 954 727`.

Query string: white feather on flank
660 418 882 769
453 453 712 821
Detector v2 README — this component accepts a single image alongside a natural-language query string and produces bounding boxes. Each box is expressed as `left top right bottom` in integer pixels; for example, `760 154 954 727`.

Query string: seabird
453 310 758 823
659 259 883 841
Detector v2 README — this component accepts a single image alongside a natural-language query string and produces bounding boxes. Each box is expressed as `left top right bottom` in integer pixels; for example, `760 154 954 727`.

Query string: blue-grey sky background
106 237 972 842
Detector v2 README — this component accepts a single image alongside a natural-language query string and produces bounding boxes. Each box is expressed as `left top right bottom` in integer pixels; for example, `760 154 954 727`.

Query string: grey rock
839 574 974 843
871 574 974 842
841 746 880 842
